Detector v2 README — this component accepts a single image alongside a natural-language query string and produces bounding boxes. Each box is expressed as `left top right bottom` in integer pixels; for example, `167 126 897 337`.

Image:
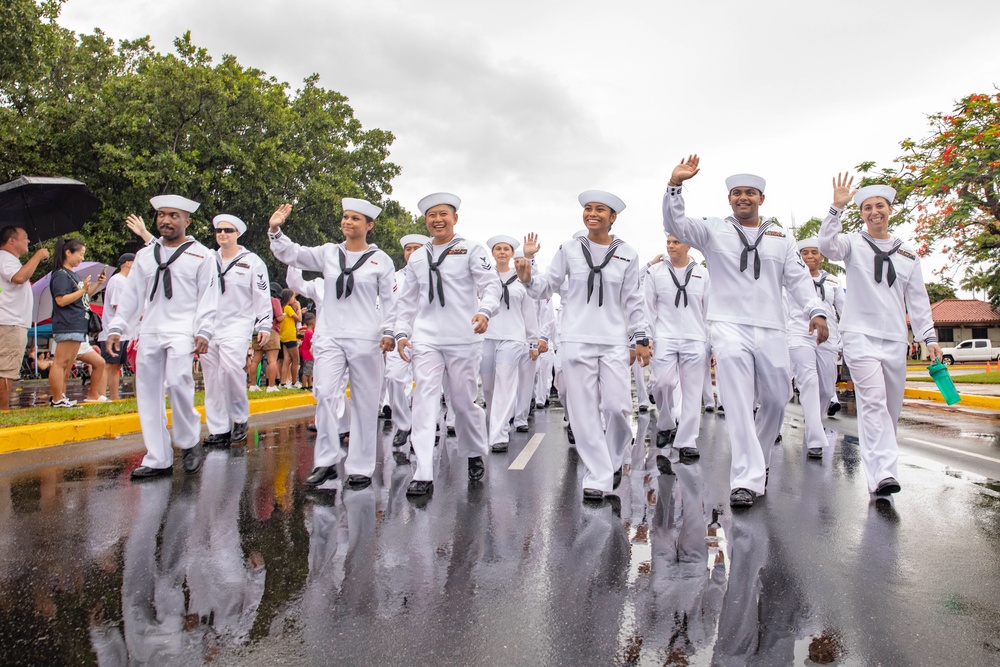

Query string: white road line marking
905 437 1000 465
509 433 545 470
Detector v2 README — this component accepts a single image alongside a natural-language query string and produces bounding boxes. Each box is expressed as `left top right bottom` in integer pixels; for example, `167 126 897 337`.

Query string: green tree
924 280 957 304
857 90 1000 306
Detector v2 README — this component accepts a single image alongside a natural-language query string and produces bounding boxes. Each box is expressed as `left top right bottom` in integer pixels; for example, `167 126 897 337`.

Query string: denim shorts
53 332 87 343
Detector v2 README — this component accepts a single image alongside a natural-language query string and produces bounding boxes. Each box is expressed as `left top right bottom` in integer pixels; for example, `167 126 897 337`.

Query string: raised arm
818 173 856 261
267 204 328 272
520 233 569 301
662 154 712 250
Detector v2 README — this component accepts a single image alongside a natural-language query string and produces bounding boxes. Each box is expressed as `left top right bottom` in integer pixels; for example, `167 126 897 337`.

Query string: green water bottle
927 361 961 405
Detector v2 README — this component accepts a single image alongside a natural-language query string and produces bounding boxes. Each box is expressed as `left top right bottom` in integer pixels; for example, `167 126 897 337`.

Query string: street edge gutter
903 387 1000 411
0 393 317 455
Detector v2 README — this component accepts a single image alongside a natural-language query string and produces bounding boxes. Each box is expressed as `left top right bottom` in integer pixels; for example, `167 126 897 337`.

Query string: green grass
0 388 307 428
908 372 1000 384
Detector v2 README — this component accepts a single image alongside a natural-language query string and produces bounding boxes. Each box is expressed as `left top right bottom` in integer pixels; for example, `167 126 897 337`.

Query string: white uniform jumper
534 298 556 407
393 237 502 482
108 237 219 469
644 260 711 449
383 268 413 434
525 236 648 494
663 185 825 495
819 206 936 491
270 231 396 478
785 269 844 451
481 268 539 446
201 248 272 436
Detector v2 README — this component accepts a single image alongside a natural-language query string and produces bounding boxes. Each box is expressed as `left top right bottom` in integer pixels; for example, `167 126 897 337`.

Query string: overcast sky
61 0 999 293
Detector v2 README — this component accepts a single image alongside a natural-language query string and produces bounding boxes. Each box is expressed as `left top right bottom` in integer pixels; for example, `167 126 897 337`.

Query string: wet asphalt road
1 400 1000 666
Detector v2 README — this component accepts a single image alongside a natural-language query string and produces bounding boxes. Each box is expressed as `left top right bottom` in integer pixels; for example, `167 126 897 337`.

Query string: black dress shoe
347 474 372 489
305 466 338 486
655 455 673 475
566 425 575 445
182 444 205 474
827 402 842 417
648 393 656 405
774 434 783 444
655 429 675 448
406 480 433 496
717 404 725 414
612 467 623 490
515 425 529 433
202 432 230 448
678 447 700 462
703 405 715 413
339 432 350 448
447 426 457 438
638 405 648 413
381 405 392 420
730 487 755 508
131 465 172 480
582 487 604 501
491 443 508 453
875 477 901 495
392 429 411 447
468 456 485 481
807 447 824 459
307 421 317 433
231 422 248 442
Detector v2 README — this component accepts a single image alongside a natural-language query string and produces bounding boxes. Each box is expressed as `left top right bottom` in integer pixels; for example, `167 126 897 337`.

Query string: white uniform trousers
651 339 707 449
135 333 201 469
842 332 906 492
411 342 488 482
384 352 413 432
553 348 567 408
560 342 633 494
201 335 251 436
311 337 382 476
789 341 826 450
513 351 535 428
632 360 650 408
703 350 716 408
710 322 792 495
816 344 839 411
480 339 525 445
534 351 554 407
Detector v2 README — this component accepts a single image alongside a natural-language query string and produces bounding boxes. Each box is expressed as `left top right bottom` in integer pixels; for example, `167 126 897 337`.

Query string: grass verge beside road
908 372 1000 384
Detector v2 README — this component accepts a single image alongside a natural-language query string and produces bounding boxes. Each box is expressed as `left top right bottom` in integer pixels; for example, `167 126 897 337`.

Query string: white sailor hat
213 214 246 237
725 174 766 193
796 237 820 251
853 184 896 207
487 234 520 250
342 197 382 220
418 192 461 215
578 190 626 213
400 234 430 248
150 194 200 213
572 229 588 239
513 247 525 259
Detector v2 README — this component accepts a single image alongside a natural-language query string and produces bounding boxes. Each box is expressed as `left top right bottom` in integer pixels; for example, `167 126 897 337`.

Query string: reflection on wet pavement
1 405 1000 665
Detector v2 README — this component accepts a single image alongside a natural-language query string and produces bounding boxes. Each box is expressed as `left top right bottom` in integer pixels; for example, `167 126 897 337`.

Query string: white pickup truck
939 339 999 365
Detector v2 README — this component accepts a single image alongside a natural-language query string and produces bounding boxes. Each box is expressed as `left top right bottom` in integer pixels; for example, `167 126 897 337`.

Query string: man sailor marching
644 234 711 462
201 214 273 447
106 195 219 479
787 237 845 459
383 234 430 450
269 199 397 490
819 174 941 497
393 193 502 497
481 235 539 453
517 190 650 502
663 156 828 508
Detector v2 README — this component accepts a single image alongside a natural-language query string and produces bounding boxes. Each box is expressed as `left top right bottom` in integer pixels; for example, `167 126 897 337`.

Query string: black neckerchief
336 246 377 299
728 218 772 280
426 238 462 307
861 233 901 287
151 240 196 300
813 272 827 301
500 273 518 309
578 236 622 306
217 250 249 294
668 262 696 308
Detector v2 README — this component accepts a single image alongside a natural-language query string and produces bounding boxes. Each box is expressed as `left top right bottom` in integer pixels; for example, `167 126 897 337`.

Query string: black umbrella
0 176 102 244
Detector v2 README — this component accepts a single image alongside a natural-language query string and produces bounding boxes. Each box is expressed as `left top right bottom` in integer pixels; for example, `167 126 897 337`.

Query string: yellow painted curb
0 393 317 455
903 387 1000 410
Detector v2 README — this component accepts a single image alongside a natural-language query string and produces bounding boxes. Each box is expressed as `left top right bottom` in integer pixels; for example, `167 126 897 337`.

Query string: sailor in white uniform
383 234 429 449
200 214 273 447
786 237 845 459
517 190 650 501
644 234 711 461
819 175 942 497
394 193 502 496
663 156 828 508
268 199 397 490
481 236 539 452
106 195 219 479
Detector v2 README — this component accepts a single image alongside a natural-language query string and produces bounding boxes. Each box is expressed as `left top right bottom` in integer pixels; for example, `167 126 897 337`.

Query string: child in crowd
300 311 315 391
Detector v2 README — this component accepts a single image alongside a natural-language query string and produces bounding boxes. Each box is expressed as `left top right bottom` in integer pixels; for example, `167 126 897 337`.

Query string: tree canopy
0 0 424 281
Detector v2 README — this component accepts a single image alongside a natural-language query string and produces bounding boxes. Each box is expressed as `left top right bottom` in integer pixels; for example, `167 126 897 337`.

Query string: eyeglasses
215 228 238 234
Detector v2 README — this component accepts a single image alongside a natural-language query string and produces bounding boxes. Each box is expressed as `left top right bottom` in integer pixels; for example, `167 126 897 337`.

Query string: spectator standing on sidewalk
0 226 49 410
